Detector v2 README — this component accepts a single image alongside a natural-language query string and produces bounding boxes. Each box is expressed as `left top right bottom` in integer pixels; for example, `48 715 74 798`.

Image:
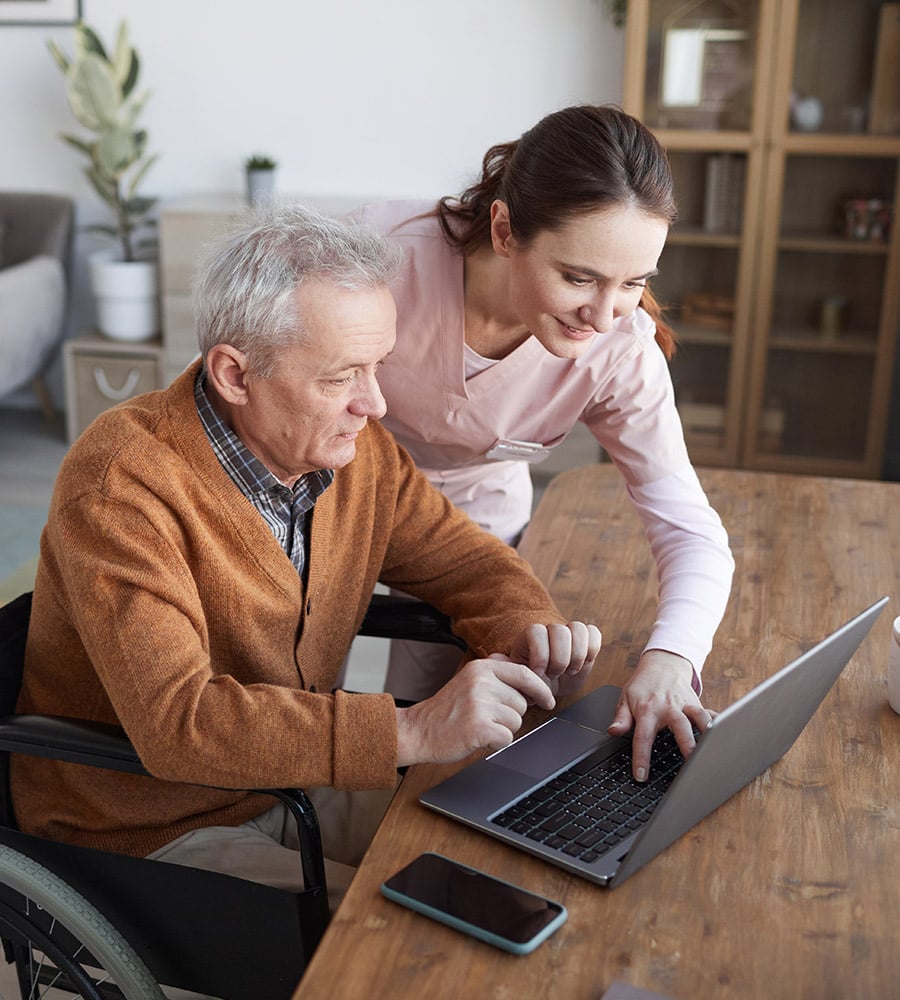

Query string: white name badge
484 438 553 464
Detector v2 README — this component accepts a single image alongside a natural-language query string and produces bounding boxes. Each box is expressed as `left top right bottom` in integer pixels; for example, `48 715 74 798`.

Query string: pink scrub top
353 200 734 674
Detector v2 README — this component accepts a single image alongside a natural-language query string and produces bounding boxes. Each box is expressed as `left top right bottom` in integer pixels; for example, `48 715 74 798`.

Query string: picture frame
0 0 82 27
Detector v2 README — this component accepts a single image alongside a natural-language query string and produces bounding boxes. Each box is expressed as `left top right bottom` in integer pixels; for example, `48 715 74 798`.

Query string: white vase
89 250 160 342
791 96 824 132
246 168 276 206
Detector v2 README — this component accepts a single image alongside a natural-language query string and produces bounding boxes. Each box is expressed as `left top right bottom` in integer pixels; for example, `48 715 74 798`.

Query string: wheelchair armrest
0 714 149 775
0 715 328 893
359 594 466 650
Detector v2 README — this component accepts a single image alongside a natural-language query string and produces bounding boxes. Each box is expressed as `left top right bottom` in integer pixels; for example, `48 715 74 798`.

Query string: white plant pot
89 250 160 342
246 168 276 206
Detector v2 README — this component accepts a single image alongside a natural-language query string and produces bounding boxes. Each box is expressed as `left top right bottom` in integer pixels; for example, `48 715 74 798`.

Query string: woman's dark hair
437 105 678 357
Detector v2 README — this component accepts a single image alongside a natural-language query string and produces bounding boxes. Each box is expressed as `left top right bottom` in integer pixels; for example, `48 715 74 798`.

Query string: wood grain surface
296 466 900 1000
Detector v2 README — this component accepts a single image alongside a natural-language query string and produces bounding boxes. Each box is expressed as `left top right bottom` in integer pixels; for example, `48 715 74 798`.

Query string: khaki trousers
147 782 399 914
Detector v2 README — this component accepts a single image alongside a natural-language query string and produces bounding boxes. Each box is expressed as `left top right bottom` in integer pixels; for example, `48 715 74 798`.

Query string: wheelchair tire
0 844 165 999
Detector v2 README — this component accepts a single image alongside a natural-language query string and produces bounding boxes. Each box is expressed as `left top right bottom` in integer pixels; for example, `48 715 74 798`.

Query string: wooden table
296 466 900 1000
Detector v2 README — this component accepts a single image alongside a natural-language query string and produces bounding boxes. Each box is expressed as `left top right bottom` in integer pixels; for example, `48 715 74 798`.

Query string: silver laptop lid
613 596 888 883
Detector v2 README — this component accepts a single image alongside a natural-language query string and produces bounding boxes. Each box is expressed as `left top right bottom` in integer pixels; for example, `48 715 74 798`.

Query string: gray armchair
0 192 75 417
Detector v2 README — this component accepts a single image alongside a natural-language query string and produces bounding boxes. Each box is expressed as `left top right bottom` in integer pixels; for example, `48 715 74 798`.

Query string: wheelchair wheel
0 844 164 999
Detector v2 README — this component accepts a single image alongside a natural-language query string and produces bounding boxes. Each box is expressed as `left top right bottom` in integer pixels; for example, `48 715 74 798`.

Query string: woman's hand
607 648 714 782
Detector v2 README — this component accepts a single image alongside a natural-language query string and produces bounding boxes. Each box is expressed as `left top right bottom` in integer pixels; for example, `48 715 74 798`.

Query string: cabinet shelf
768 330 879 354
778 234 891 255
781 133 900 157
669 228 741 248
675 326 733 347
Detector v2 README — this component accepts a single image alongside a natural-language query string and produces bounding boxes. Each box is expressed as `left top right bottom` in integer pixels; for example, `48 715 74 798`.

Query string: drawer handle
93 367 142 401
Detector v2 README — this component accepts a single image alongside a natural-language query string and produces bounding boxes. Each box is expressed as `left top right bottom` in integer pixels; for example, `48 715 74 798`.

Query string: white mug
889 615 900 715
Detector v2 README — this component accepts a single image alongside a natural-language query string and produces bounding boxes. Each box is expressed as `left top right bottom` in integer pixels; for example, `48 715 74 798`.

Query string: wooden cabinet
623 0 900 477
63 334 164 443
158 195 247 386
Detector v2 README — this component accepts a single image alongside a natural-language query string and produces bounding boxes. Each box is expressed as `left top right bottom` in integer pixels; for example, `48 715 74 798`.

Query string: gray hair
193 203 404 377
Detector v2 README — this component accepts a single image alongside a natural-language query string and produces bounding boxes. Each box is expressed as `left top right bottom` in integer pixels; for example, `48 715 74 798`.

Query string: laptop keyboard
490 730 685 863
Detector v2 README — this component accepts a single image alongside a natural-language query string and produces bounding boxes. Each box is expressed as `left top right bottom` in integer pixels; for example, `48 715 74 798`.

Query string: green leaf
110 22 132 86
76 23 108 62
123 195 157 217
47 40 70 75
68 55 122 130
97 126 139 176
126 153 160 199
84 165 118 209
123 89 150 129
121 51 139 100
83 223 120 239
59 132 95 158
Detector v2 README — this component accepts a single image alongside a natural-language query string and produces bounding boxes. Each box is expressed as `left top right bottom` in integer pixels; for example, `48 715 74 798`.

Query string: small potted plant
245 154 278 205
48 19 160 341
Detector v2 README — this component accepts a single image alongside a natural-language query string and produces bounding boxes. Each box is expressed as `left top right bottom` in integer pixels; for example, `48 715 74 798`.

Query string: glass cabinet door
625 0 900 478
624 0 772 467
638 0 761 133
743 0 900 475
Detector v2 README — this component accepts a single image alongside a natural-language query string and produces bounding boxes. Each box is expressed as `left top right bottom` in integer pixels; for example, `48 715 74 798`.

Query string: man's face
230 279 397 484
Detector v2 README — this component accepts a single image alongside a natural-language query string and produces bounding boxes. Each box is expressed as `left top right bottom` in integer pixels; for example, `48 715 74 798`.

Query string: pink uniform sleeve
625 465 734 676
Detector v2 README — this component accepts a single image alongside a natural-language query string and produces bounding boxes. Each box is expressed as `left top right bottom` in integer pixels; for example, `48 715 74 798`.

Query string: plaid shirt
194 372 333 580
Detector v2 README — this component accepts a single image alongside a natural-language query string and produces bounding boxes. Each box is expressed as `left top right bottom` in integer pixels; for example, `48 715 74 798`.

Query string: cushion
0 255 66 397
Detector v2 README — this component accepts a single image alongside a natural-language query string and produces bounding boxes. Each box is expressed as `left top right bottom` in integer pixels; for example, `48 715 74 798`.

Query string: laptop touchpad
487 719 608 780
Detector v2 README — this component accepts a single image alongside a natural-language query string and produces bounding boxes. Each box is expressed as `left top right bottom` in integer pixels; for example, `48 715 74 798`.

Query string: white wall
0 0 625 407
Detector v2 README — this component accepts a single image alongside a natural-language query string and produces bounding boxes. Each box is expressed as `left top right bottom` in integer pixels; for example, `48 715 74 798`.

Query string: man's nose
352 374 387 419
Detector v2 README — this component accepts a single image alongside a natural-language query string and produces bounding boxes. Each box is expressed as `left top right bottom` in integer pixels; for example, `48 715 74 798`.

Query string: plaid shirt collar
194 370 333 573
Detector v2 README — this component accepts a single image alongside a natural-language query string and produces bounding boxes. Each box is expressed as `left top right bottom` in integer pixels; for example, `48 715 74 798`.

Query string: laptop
420 597 888 887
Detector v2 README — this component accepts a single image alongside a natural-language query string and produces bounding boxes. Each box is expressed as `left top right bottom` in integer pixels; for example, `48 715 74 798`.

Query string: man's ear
490 199 514 257
205 344 251 406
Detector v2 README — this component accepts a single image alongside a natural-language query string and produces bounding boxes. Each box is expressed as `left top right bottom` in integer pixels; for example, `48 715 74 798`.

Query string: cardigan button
309 684 317 693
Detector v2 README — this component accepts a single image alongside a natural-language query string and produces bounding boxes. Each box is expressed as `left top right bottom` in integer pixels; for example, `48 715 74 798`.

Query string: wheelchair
0 591 463 999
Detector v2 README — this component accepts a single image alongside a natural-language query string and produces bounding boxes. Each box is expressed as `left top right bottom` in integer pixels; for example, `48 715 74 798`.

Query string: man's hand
510 621 602 698
395 656 555 767
607 648 714 782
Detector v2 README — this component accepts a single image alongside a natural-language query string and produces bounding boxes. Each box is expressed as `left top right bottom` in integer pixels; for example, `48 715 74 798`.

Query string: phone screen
382 852 565 950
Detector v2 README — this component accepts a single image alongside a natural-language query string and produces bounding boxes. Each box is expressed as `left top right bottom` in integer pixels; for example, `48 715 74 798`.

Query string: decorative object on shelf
48 20 161 342
819 295 847 341
789 93 824 132
703 153 745 233
680 291 735 331
657 0 751 130
841 197 893 243
245 154 278 206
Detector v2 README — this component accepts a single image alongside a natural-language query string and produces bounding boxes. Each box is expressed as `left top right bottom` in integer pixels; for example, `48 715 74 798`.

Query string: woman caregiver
353 104 734 781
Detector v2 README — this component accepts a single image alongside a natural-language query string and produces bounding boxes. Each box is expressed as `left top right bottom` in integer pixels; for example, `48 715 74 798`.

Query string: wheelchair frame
0 590 462 999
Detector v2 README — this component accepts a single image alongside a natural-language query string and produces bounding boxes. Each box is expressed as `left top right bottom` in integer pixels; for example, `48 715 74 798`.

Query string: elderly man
14 206 600 904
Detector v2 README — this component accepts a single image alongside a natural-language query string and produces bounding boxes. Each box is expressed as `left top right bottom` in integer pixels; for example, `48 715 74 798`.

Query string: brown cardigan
13 361 567 857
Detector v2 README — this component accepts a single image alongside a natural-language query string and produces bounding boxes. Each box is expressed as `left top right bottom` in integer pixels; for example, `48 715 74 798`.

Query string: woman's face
491 200 669 359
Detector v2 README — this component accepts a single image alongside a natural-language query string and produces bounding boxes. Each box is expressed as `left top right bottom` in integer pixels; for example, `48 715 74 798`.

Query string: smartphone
380 852 567 955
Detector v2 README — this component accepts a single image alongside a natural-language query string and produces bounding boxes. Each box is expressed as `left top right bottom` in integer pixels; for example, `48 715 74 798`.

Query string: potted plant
48 20 161 342
245 154 278 205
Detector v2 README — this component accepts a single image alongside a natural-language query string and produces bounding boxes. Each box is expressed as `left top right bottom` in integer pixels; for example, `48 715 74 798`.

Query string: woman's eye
623 280 647 291
564 273 591 287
